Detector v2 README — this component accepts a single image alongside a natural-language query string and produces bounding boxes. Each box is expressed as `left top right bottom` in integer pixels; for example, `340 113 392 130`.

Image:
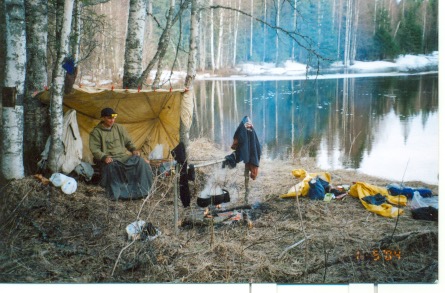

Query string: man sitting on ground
89 107 154 200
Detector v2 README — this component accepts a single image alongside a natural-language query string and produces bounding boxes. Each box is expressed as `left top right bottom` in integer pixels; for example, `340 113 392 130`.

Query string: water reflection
191 74 438 185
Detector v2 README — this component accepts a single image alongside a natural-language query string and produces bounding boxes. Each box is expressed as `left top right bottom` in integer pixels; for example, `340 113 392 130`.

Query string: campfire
203 205 222 218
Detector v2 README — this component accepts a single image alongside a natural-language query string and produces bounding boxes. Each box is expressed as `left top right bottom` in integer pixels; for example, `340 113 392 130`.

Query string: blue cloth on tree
62 56 76 75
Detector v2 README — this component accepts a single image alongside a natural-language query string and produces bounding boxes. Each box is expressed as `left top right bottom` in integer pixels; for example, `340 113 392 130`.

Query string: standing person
89 107 154 200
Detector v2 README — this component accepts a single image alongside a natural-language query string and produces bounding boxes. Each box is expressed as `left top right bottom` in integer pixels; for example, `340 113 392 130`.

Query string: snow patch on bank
196 51 438 81
87 52 438 86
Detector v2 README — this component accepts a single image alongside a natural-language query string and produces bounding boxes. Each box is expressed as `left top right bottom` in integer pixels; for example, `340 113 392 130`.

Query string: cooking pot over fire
197 188 230 208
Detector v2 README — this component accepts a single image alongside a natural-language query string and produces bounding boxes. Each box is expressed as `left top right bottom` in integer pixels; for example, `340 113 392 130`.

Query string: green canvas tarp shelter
38 85 194 164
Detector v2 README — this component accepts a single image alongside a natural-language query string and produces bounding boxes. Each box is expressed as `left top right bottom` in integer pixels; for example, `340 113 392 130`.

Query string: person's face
102 114 117 127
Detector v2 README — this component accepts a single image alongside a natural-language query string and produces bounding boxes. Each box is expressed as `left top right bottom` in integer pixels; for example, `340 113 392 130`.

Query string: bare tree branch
137 0 191 88
206 4 329 64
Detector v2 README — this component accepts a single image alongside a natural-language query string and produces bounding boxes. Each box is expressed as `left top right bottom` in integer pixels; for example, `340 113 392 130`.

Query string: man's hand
104 156 113 164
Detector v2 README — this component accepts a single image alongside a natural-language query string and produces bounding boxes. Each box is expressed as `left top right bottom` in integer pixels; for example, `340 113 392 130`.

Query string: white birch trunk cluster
24 0 49 163
48 0 74 173
1 0 26 180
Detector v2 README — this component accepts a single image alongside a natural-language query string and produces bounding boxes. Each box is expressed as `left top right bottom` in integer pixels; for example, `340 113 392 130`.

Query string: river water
190 73 439 185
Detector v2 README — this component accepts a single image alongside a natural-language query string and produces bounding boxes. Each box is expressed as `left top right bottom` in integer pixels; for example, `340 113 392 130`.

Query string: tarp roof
38 86 194 163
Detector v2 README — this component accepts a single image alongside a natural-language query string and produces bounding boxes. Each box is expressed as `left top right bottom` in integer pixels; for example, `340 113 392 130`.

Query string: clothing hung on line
171 142 194 208
228 116 262 180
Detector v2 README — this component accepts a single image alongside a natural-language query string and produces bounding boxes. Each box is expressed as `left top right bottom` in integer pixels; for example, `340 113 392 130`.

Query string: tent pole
192 158 225 169
244 166 250 204
174 164 179 235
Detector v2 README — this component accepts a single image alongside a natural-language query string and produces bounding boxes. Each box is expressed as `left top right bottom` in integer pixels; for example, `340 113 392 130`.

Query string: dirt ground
0 138 439 284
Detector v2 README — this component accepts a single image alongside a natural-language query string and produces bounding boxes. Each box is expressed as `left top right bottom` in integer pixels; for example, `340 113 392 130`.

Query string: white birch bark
2 0 26 180
215 8 223 70
350 0 359 64
275 0 280 65
336 0 343 60
317 0 321 48
373 0 377 35
291 0 297 59
249 0 253 59
24 0 49 169
185 0 199 88
198 5 206 71
71 0 81 62
422 0 427 50
0 8 4 103
343 0 352 67
47 0 74 173
262 0 267 62
232 0 240 66
209 0 215 72
122 0 146 89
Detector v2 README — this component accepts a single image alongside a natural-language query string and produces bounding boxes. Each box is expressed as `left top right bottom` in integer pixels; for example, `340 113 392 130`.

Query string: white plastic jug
49 173 69 187
61 177 77 195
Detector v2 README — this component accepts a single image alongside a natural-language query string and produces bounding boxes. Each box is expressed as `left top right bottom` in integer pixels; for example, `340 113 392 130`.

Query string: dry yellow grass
0 138 438 283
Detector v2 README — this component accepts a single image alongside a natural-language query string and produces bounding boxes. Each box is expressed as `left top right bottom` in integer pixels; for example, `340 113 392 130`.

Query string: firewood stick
278 236 311 260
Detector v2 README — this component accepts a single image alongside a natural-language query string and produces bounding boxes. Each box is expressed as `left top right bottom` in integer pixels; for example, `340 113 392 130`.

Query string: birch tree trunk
373 0 377 35
0 5 4 97
182 0 200 148
262 0 267 62
275 0 280 65
350 0 359 64
1 0 26 180
122 0 146 89
209 0 215 72
336 0 343 60
24 0 49 173
291 0 297 60
249 0 253 60
198 5 206 71
70 0 81 62
215 8 223 70
232 0 240 66
185 0 199 89
422 0 427 52
47 0 74 173
343 0 352 67
317 0 321 48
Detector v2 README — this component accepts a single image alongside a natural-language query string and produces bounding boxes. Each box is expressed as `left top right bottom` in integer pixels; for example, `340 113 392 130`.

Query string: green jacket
89 122 137 163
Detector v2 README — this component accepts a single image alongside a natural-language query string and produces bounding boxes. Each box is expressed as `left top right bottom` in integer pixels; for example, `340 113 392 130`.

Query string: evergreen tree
371 8 397 60
396 9 422 54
